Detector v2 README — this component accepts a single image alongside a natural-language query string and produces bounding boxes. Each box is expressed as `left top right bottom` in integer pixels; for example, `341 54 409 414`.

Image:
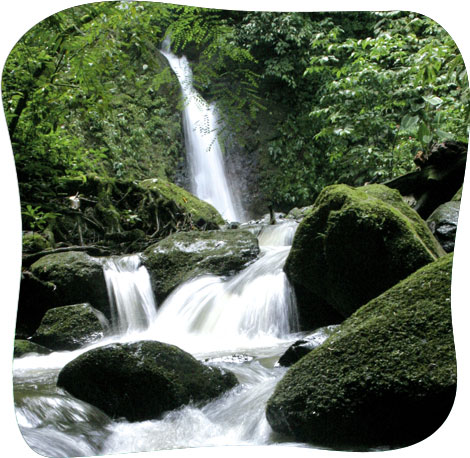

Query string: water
160 40 243 223
13 222 339 457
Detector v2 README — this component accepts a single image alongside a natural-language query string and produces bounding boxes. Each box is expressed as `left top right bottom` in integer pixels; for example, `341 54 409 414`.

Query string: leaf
423 95 443 106
400 114 419 131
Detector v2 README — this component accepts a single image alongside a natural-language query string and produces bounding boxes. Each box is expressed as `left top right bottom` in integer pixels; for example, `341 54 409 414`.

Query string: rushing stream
13 222 336 456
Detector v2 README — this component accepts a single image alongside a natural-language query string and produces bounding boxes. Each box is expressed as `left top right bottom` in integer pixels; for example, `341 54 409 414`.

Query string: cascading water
160 39 243 223
103 255 158 336
13 221 337 456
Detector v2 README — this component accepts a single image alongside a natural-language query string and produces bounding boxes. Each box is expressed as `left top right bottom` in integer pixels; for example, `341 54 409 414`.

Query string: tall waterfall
160 40 242 222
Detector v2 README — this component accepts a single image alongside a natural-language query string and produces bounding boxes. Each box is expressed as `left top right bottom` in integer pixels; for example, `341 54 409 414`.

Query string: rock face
57 340 238 422
426 200 460 253
284 184 445 326
29 251 110 317
142 229 260 303
31 303 107 351
267 254 456 449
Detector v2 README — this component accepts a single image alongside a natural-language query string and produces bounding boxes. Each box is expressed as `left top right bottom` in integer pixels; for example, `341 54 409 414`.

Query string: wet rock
142 229 260 303
277 325 339 367
57 340 238 422
28 251 110 318
427 200 460 252
14 339 52 358
284 184 445 325
31 303 108 351
267 254 456 449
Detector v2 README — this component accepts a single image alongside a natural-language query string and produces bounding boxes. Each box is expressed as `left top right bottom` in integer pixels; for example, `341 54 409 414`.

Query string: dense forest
5 3 468 455
3 2 468 232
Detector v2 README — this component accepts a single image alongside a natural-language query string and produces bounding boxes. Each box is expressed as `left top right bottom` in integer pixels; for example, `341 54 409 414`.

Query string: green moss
57 340 238 422
32 303 105 351
284 184 445 321
22 233 50 253
14 339 52 358
267 254 456 448
142 229 260 302
139 178 225 226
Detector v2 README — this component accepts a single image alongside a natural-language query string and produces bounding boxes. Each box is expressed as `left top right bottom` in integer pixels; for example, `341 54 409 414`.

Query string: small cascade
160 39 243 222
102 255 158 336
148 222 299 354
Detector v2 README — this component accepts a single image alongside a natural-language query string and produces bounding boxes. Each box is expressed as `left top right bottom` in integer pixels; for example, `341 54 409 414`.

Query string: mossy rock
22 232 51 253
14 339 52 358
267 254 456 449
139 178 225 227
142 229 260 303
29 251 110 318
284 184 445 324
31 303 107 351
57 340 238 422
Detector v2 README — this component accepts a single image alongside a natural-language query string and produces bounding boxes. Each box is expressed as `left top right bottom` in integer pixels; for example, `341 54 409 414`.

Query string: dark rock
29 251 110 319
14 339 52 358
142 229 260 303
284 184 445 326
277 325 339 367
426 200 460 252
57 340 238 422
31 303 108 351
267 254 456 449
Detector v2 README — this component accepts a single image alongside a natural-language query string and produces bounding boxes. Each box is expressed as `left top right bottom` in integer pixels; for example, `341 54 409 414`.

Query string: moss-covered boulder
31 303 107 351
142 229 260 302
267 254 456 449
14 339 52 358
139 178 225 227
284 184 445 325
29 251 110 318
57 340 238 422
22 232 51 253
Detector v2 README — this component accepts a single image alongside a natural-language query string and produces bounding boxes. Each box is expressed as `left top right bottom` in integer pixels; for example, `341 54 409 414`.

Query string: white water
160 40 242 222
13 222 336 456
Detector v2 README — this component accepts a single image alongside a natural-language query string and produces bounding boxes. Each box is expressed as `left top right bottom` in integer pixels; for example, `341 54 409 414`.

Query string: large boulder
284 184 444 326
142 229 260 303
31 303 108 351
28 251 110 318
57 340 238 422
267 254 456 449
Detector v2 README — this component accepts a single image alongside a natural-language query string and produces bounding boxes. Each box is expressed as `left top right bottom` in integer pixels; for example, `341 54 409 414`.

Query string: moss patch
284 184 445 323
267 254 456 449
142 229 259 302
14 339 52 358
31 303 106 351
57 340 238 422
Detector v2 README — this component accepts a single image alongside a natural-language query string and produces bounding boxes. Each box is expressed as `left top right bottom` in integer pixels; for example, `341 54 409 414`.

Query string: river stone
284 184 445 324
141 229 260 303
31 303 107 351
267 254 456 449
57 340 238 422
14 339 52 358
426 200 460 252
29 251 110 317
277 325 339 367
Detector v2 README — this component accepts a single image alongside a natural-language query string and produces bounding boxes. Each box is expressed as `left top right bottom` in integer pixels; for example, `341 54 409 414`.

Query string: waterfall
102 255 158 336
160 40 243 223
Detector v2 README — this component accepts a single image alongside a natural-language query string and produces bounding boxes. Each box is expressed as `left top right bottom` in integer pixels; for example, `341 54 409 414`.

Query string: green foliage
21 205 60 232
